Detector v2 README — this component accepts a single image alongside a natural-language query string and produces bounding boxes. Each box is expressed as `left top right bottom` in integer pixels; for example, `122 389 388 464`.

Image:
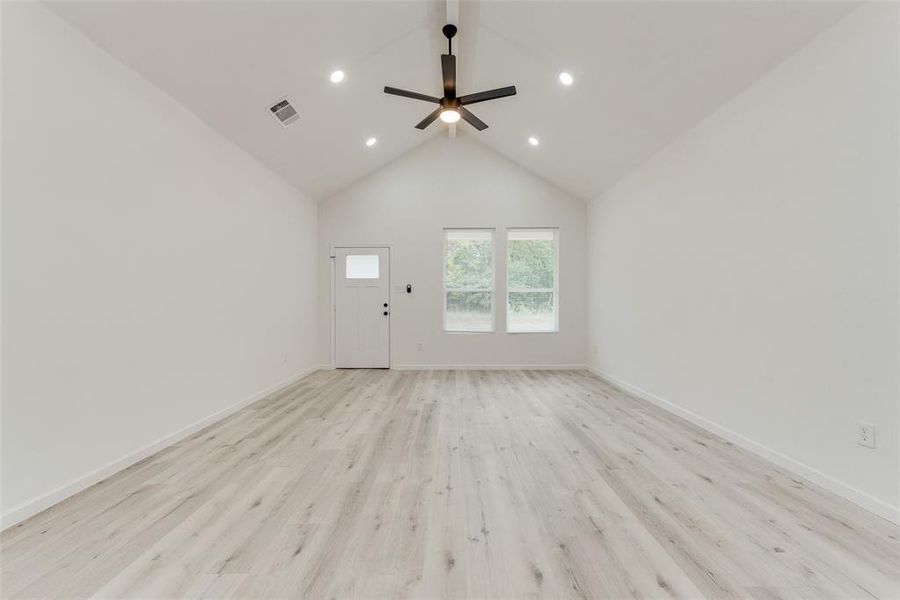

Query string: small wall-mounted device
406 284 412 294
857 421 876 449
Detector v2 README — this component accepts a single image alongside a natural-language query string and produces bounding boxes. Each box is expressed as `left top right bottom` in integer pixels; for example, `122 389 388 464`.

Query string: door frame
330 245 392 369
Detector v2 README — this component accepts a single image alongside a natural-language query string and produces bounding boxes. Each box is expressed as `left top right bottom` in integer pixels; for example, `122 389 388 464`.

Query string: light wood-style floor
2 369 898 599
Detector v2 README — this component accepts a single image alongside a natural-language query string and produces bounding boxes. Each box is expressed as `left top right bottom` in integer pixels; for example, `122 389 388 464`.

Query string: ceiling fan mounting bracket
442 24 457 55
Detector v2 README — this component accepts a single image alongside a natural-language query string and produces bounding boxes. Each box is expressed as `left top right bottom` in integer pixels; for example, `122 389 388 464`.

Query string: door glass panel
345 254 379 279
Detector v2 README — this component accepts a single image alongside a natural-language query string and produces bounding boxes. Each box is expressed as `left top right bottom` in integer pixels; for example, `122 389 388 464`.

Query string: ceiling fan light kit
384 24 517 131
439 109 461 123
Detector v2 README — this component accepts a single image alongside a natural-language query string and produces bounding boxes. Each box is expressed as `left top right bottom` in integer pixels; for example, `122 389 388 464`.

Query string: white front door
334 247 390 368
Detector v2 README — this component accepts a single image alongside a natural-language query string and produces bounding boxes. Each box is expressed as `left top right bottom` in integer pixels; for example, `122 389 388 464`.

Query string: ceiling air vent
269 98 299 127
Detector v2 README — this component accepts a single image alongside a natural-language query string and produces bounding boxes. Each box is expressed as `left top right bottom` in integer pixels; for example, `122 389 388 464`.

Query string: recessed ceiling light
330 70 345 84
558 72 574 86
366 137 377 147
528 136 540 146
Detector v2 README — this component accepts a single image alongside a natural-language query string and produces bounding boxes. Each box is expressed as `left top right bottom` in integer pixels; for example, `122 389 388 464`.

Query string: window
345 254 380 279
507 229 558 332
444 229 494 332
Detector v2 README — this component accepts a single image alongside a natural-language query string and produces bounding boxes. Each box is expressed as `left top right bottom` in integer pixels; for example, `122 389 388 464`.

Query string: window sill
444 330 496 334
506 330 559 334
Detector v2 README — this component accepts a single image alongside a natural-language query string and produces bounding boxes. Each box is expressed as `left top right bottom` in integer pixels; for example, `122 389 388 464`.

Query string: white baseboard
392 364 587 370
587 367 900 525
0 365 322 531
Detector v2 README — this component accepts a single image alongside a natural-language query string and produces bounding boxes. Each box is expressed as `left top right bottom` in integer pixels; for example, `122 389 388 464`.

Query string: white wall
319 135 587 368
587 4 900 520
1 3 319 526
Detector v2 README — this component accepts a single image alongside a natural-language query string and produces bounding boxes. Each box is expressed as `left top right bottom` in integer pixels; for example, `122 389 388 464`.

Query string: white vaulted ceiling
48 1 855 200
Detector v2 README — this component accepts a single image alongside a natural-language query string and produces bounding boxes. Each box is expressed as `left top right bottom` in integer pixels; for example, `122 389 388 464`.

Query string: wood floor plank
2 369 897 599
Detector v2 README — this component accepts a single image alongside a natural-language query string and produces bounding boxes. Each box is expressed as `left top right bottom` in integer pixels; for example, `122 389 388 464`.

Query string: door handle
383 303 388 307
383 311 389 316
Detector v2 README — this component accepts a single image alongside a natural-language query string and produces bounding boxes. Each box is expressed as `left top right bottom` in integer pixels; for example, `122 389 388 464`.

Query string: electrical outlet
416 343 424 352
857 422 876 449
282 352 288 364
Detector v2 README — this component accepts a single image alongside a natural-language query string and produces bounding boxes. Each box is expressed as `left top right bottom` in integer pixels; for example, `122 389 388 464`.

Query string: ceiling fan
384 24 517 131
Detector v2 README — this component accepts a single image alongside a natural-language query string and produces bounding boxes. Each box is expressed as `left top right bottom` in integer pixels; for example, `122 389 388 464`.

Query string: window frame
442 228 496 333
506 227 559 334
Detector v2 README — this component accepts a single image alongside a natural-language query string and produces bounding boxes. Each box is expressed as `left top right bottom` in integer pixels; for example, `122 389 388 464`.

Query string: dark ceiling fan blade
384 86 441 103
441 54 457 99
459 106 488 131
415 107 443 130
458 85 517 106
